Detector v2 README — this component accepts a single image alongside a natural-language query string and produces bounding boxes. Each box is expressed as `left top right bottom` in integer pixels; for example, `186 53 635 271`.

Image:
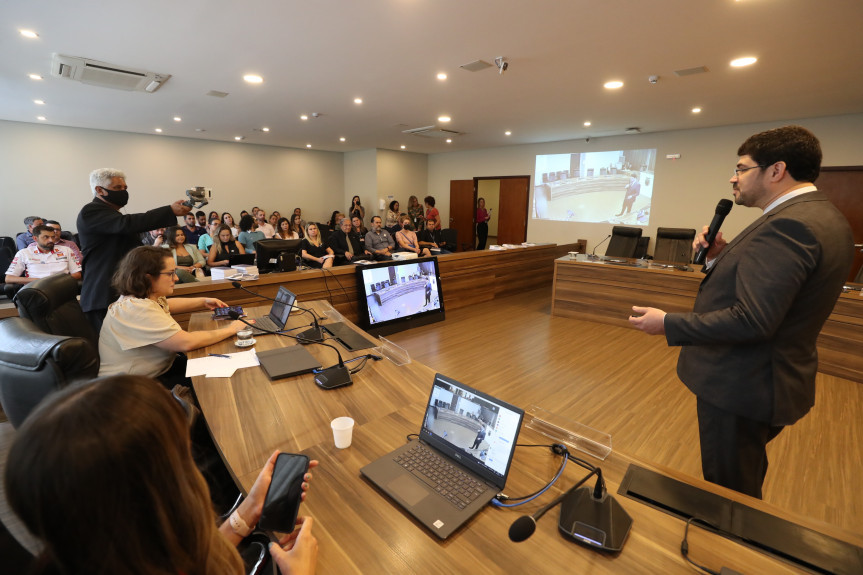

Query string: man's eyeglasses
732 165 766 177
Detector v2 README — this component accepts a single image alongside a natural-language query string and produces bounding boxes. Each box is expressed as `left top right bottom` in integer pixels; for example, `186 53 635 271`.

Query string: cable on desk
681 517 721 575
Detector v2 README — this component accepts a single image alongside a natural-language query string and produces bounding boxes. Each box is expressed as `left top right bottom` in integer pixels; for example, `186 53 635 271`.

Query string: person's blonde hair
306 222 322 246
5 376 244 575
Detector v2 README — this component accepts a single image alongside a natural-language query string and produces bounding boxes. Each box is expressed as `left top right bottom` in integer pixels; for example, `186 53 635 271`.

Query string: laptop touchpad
388 475 430 506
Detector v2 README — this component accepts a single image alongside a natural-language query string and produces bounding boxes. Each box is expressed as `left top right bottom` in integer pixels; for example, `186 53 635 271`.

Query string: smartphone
213 306 244 320
258 453 309 532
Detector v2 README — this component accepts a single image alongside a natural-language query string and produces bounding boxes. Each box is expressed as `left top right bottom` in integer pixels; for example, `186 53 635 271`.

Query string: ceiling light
505 131 512 136
730 56 757 67
438 116 451 123
604 80 624 89
34 99 45 105
354 98 363 104
19 29 38 39
691 107 702 114
29 74 42 80
300 115 308 121
583 121 592 127
446 139 452 144
173 116 182 122
437 73 447 80
400 145 406 149
306 144 312 148
243 74 263 84
339 137 346 142
262 127 270 132
234 136 243 141
154 128 162 133
36 116 46 121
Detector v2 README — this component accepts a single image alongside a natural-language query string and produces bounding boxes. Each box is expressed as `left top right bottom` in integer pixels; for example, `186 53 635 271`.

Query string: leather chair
605 226 642 258
13 273 97 349
440 228 457 252
0 317 99 428
653 227 696 263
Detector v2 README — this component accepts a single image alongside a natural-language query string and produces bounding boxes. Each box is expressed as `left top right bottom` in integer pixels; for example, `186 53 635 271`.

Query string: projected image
360 260 440 325
533 148 656 225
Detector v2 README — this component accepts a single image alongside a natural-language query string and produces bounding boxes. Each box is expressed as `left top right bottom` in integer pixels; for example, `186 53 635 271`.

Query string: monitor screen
354 257 445 336
255 238 302 272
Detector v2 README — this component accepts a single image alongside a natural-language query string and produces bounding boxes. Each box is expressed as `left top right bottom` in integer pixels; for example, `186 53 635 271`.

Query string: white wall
0 120 345 236
428 114 863 251
344 149 378 222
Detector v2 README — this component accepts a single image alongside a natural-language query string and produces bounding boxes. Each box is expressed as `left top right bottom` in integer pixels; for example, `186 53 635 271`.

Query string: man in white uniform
5 225 82 285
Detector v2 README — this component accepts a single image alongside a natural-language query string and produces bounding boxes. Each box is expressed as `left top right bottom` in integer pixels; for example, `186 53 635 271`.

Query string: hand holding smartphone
258 453 310 532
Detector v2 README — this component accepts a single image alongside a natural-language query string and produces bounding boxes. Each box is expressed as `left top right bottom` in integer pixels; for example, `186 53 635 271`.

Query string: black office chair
653 227 696 263
14 273 97 349
0 317 99 428
440 228 457 252
0 236 15 253
634 236 651 259
605 226 642 258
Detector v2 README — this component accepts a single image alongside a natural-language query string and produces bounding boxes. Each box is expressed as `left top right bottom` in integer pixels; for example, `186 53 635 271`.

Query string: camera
183 186 211 209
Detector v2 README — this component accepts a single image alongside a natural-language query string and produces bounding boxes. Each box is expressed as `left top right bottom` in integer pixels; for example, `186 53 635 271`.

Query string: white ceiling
2 0 862 154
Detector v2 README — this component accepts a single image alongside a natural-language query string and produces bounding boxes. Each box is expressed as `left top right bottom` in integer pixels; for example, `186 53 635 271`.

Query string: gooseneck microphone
590 234 612 258
692 199 733 265
231 281 324 342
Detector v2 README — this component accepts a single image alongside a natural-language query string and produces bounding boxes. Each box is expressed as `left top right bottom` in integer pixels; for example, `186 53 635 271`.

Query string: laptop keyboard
394 444 487 509
249 316 281 334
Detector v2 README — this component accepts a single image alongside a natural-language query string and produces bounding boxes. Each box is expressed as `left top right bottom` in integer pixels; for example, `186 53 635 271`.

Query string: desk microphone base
314 365 353 389
298 326 325 343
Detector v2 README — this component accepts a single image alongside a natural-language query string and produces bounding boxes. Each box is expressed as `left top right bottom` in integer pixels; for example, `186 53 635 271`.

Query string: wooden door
497 176 530 244
816 167 863 282
449 180 475 251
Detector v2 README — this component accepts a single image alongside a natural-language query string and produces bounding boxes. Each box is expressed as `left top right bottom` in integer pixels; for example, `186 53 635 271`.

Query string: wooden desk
189 303 862 573
552 255 863 384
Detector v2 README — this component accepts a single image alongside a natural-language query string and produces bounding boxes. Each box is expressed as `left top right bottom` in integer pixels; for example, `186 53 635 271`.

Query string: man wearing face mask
76 168 191 332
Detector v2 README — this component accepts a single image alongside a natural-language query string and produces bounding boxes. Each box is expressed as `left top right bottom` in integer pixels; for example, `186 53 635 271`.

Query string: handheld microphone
590 235 612 258
231 281 324 342
692 199 733 265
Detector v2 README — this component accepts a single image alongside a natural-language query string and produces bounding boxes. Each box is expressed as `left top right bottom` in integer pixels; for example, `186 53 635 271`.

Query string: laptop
248 286 296 335
361 373 524 539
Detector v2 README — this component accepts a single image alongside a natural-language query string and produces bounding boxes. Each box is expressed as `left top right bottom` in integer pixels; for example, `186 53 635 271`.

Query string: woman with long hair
407 195 424 231
291 213 306 239
352 215 368 251
5 375 318 575
207 224 246 268
222 212 240 238
348 195 365 221
166 226 207 283
237 214 265 253
301 222 334 269
275 217 299 240
385 200 401 230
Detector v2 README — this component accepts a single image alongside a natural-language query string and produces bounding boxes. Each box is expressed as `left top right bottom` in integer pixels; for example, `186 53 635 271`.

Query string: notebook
361 373 524 539
248 286 296 335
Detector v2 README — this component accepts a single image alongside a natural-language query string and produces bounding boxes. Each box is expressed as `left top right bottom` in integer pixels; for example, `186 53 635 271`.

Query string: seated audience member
166 226 207 283
424 196 441 229
349 195 366 221
15 215 44 250
418 218 452 254
239 209 250 219
395 216 431 257
208 210 220 223
5 374 319 575
222 212 240 237
198 217 222 255
41 219 83 261
365 215 395 261
291 213 306 239
98 246 247 382
326 210 341 232
385 201 401 232
352 216 368 251
328 217 370 264
207 224 246 268
5 224 82 285
238 214 265 253
407 195 425 231
301 222 335 269
141 227 166 247
182 212 205 246
195 210 207 228
270 211 281 226
256 210 276 239
276 217 299 240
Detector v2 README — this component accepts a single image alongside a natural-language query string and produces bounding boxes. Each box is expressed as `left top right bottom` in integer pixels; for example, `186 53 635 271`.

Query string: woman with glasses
98 246 247 383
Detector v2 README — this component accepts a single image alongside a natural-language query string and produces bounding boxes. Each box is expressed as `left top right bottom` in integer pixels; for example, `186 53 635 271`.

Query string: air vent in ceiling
51 53 171 92
460 60 492 72
673 66 708 77
402 125 462 139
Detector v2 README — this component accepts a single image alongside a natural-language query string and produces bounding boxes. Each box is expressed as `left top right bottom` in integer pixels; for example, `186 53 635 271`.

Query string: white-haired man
76 168 191 332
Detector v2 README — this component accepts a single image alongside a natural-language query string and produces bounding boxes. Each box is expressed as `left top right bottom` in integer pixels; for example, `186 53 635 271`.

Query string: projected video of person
533 148 656 225
422 382 502 462
361 261 440 325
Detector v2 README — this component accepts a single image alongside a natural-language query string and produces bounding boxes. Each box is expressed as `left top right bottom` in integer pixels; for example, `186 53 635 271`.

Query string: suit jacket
327 230 364 258
76 198 178 312
664 191 853 426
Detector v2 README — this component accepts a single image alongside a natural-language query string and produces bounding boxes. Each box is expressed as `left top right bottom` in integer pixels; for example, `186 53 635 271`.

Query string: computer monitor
254 238 302 273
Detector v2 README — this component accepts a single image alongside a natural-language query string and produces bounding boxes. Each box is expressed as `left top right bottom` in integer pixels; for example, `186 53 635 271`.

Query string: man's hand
171 200 193 216
629 306 666 335
693 226 727 262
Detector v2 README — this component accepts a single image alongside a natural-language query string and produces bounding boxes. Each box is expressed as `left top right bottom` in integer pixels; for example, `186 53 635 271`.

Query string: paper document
185 349 260 378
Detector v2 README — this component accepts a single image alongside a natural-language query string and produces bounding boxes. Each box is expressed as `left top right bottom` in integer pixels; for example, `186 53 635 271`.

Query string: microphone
509 467 600 542
590 234 612 258
232 280 278 302
692 199 733 265
231 281 324 342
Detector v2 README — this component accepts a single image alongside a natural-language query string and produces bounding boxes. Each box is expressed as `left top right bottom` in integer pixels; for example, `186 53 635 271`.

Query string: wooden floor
386 286 863 536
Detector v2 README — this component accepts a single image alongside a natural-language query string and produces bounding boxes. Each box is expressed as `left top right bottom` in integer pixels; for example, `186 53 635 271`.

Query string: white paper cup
331 417 355 449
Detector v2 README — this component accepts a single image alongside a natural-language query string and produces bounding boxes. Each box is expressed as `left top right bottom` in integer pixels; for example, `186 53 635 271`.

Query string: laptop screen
268 286 297 328
420 373 524 486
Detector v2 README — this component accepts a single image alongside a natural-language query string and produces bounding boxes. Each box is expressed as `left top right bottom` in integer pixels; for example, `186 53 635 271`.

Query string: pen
209 353 230 358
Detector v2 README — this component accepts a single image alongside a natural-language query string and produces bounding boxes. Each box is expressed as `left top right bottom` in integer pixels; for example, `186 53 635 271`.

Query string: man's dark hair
44 220 60 227
195 210 205 218
737 125 822 183
32 225 54 238
239 214 255 232
371 215 381 224
424 196 436 207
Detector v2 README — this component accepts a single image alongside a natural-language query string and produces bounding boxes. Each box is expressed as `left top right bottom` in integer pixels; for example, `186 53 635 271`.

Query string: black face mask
100 187 129 207
402 223 414 231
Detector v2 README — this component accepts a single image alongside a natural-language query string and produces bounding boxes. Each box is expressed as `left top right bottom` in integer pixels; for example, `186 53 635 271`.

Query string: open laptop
361 373 524 539
247 286 296 335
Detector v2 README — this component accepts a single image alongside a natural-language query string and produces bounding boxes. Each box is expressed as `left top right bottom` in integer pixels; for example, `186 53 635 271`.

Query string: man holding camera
76 168 191 332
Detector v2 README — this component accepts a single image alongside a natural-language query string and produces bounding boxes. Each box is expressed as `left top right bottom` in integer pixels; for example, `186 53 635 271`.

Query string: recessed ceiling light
234 136 244 141
339 137 346 142
19 29 38 39
154 128 163 133
730 56 757 67
691 107 702 114
300 115 308 121
400 145 406 149
306 144 312 148
438 116 451 123
603 80 624 89
243 74 263 84
33 99 45 105
446 139 452 144
262 127 270 132
29 74 42 80
36 116 46 121
584 121 592 127
505 131 512 136
354 98 363 104
437 73 447 80
173 116 182 122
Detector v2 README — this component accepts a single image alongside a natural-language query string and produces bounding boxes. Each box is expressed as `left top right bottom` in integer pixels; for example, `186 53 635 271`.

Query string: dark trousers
696 398 784 499
476 222 489 250
85 308 107 335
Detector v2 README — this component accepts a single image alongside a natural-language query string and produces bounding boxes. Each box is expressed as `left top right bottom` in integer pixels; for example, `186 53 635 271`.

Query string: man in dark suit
77 168 191 332
629 126 854 498
327 217 370 264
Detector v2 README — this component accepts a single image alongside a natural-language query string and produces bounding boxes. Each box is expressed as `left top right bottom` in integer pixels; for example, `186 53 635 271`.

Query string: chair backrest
653 227 696 263
634 236 651 259
440 228 457 251
0 236 16 253
605 226 642 258
13 273 98 349
0 317 99 428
